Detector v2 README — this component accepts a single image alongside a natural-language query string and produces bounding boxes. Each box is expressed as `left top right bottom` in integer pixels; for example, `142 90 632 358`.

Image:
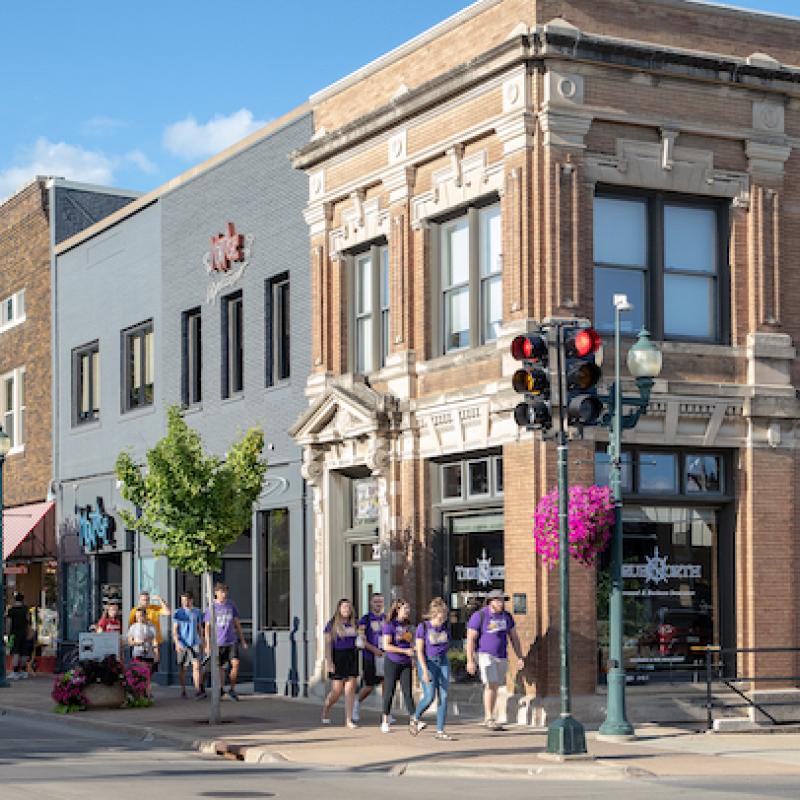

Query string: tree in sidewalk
115 405 267 724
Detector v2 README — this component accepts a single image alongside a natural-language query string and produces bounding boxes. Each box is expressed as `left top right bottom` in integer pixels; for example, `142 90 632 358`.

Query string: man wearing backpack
465 589 523 731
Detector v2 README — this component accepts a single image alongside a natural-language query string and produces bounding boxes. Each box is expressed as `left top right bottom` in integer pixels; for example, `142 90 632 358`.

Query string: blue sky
0 0 797 199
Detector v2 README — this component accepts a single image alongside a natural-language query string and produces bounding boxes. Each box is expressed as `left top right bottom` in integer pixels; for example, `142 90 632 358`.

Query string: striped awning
3 501 55 560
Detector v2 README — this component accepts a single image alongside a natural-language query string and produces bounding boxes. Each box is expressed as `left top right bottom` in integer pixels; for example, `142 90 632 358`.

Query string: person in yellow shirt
128 591 171 645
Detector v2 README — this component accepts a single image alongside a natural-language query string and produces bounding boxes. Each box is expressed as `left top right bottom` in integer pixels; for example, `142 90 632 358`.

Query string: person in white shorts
465 589 523 730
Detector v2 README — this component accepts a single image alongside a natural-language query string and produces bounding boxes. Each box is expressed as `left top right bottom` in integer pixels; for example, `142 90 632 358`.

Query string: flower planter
84 681 125 709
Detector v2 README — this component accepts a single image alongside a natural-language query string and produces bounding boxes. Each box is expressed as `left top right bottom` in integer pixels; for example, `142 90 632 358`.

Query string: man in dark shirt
6 592 31 680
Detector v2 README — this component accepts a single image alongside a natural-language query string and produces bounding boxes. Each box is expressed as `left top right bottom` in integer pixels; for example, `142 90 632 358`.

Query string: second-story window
181 308 202 407
266 274 290 386
351 243 389 374
222 291 243 398
593 192 726 341
72 342 100 425
0 289 25 334
1 367 25 450
438 202 502 354
122 321 154 412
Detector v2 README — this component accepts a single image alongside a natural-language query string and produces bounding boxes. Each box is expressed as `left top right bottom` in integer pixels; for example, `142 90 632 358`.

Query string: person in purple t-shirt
353 593 385 723
380 599 415 734
410 597 453 740
322 598 359 729
204 583 248 701
466 589 523 731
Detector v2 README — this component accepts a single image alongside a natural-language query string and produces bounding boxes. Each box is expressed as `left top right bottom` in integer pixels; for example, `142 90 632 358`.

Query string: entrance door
351 542 380 617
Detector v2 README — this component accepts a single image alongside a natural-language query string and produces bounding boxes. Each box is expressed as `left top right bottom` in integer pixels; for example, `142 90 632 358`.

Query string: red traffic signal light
511 334 547 362
568 327 602 358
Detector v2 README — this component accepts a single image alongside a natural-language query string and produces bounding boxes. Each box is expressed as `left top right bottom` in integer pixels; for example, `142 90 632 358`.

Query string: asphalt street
1 713 799 800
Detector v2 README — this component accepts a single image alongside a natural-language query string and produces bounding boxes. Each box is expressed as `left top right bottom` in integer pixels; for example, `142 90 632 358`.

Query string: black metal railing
698 645 800 729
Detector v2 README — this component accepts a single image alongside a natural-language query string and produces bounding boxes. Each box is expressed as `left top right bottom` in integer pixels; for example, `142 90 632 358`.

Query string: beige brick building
291 0 800 708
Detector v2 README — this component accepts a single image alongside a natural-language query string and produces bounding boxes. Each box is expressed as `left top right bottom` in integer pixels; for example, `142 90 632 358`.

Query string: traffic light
511 331 553 430
562 326 603 426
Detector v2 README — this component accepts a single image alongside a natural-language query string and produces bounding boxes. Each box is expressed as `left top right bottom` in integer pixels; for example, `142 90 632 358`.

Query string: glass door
351 542 380 617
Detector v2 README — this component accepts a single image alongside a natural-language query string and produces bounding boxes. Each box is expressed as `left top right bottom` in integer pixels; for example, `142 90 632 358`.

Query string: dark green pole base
0 680 9 689
546 713 587 756
599 668 635 738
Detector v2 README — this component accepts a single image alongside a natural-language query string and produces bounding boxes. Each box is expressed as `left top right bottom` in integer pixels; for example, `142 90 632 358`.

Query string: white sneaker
380 721 391 734
19 672 29 680
352 700 360 722
7 673 18 681
321 716 332 725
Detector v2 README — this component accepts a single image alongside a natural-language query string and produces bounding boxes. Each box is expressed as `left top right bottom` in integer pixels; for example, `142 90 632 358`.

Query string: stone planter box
84 681 125 709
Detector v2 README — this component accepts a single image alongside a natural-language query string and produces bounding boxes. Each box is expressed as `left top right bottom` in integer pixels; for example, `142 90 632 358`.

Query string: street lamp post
0 427 12 688
598 296 662 739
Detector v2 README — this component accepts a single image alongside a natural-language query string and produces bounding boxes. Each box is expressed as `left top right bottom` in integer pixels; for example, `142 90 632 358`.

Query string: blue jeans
414 654 449 731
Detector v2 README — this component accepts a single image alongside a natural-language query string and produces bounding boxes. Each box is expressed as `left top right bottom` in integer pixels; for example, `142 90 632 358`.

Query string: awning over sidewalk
3 501 55 560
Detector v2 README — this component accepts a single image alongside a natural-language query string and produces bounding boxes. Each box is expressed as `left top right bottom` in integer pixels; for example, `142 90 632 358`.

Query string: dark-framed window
593 189 729 343
72 341 100 425
350 242 389 374
221 291 243 398
434 200 502 354
121 320 154 412
181 308 202 407
265 274 290 386
261 508 290 629
594 447 728 498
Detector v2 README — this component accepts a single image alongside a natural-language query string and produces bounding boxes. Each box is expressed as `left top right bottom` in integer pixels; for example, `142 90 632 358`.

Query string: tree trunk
205 571 221 725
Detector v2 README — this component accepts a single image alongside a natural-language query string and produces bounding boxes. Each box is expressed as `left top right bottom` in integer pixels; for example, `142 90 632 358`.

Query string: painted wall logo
455 548 505 586
203 222 254 304
622 546 702 583
78 497 117 551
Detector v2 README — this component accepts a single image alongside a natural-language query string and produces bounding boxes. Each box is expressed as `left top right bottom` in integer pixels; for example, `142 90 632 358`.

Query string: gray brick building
53 108 316 693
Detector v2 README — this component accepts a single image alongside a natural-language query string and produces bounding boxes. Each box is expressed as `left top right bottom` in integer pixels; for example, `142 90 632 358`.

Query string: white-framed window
1 366 25 452
351 243 390 374
0 289 26 334
437 202 502 354
440 455 504 504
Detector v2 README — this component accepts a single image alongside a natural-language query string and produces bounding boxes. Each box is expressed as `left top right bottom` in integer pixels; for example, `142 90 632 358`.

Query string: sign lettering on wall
455 548 505 586
78 497 117 552
203 222 254 304
621 546 702 583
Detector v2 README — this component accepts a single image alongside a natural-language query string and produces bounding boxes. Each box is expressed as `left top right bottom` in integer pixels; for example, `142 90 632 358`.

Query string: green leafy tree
115 406 267 723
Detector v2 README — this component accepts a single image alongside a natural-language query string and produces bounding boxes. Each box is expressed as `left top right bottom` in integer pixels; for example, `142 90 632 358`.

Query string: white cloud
124 149 157 175
0 138 158 200
0 138 114 198
163 109 267 160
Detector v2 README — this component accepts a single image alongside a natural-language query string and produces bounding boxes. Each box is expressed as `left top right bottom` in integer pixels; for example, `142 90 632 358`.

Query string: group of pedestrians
322 588 523 738
91 582 247 700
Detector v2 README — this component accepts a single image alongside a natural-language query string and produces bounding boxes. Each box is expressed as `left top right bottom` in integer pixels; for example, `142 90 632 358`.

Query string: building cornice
294 26 800 172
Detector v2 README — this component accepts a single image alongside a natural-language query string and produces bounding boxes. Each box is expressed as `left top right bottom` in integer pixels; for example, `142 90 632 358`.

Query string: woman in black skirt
322 598 359 728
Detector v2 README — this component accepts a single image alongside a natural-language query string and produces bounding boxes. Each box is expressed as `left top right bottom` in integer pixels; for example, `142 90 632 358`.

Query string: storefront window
442 463 462 501
685 454 722 493
597 506 718 683
467 459 489 497
594 451 633 492
447 513 504 652
638 453 677 493
65 562 90 641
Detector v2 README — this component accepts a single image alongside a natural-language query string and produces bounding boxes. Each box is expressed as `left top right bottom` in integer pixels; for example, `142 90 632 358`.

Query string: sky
0 0 797 200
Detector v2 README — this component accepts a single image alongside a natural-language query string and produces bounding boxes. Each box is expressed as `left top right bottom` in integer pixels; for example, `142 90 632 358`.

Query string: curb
390 760 656 781
0 704 210 752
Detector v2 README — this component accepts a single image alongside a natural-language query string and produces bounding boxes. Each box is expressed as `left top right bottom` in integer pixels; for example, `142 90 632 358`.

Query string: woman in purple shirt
322 598 359 729
411 597 453 740
380 599 415 734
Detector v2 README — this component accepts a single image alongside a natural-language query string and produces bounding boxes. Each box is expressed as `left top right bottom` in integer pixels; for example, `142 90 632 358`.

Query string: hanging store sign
78 497 117 552
455 548 504 586
353 478 379 526
204 222 254 304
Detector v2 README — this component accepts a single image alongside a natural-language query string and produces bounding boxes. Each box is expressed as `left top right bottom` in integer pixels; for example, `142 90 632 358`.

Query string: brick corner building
290 0 800 716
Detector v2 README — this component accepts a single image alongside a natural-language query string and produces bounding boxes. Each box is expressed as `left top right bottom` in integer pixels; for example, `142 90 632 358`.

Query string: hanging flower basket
533 484 615 568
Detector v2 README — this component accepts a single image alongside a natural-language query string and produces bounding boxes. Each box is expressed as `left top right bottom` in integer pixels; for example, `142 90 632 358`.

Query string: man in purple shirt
353 593 385 722
204 582 248 701
466 589 523 731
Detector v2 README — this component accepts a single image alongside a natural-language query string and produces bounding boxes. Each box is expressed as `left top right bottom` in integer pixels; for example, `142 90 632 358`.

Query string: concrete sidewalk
3 675 800 781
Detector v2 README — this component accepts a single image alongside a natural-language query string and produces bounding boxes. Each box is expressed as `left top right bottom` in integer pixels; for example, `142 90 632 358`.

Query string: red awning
3 501 55 560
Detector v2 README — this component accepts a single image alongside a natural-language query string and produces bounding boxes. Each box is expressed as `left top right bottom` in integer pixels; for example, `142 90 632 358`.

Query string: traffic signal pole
546 322 587 757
